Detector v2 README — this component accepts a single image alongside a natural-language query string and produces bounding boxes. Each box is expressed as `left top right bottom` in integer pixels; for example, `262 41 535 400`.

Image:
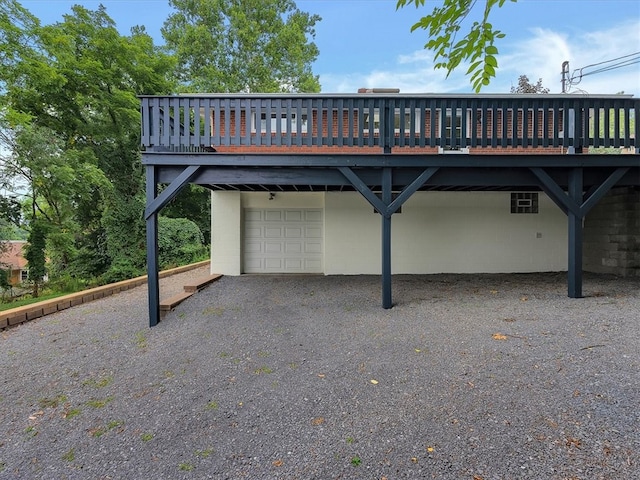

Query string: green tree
0 268 11 300
397 0 518 92
0 2 176 280
510 75 550 94
0 122 110 277
23 220 47 297
162 0 321 93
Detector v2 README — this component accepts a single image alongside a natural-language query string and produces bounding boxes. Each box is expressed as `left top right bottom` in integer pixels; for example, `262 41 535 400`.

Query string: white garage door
243 209 323 273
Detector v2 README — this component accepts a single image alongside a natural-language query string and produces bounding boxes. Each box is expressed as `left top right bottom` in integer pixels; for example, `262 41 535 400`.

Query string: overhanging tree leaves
162 0 321 93
397 0 518 92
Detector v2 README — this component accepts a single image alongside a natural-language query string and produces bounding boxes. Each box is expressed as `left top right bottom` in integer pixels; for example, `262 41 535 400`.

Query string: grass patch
64 408 81 419
205 401 219 410
350 456 362 467
38 394 67 409
179 462 194 471
82 375 113 389
61 448 75 462
195 448 214 458
254 366 273 375
0 292 69 312
202 306 224 316
141 433 154 442
24 426 37 438
135 331 147 350
85 397 113 409
107 420 123 430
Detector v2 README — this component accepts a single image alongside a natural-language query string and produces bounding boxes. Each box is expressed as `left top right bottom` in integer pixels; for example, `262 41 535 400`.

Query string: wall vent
511 192 539 214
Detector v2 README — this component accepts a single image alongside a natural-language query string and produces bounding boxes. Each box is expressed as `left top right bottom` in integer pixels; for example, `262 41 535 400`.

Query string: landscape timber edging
0 260 210 330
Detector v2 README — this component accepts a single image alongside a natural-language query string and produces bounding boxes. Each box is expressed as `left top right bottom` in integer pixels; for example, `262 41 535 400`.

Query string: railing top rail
139 93 637 101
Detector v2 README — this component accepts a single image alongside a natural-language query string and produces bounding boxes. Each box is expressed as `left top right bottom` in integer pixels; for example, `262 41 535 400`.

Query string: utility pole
561 61 570 93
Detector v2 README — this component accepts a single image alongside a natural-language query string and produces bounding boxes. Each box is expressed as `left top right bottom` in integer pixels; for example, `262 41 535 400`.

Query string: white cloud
319 19 640 96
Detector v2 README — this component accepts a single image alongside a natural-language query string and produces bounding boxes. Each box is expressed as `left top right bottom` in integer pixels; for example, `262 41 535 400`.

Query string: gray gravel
1 269 638 480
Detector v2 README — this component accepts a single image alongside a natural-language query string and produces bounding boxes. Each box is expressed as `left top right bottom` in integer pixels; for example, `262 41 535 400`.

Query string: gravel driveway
1 269 638 480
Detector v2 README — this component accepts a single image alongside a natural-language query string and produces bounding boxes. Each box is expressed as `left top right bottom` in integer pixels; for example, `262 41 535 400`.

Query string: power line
562 51 640 93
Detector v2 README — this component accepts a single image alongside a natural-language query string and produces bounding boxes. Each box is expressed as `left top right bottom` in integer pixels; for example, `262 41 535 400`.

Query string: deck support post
567 168 584 298
146 165 160 327
381 167 393 309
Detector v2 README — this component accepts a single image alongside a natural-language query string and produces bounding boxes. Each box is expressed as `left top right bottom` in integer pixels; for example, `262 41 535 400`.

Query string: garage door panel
285 242 303 254
244 258 263 270
305 226 322 238
264 242 283 254
265 258 283 269
284 210 303 221
305 210 322 222
245 241 263 253
305 259 323 270
284 227 303 238
305 241 322 254
245 226 262 238
265 227 283 238
265 210 283 221
244 208 323 273
245 210 263 222
284 258 303 270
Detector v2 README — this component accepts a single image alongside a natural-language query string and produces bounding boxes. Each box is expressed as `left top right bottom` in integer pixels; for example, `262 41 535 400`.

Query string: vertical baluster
326 98 333 147
202 98 211 148
193 98 201 147
296 99 303 147
418 99 426 148
305 98 313 147
223 98 231 147
212 99 220 147
357 98 364 148
234 98 241 146
429 99 437 148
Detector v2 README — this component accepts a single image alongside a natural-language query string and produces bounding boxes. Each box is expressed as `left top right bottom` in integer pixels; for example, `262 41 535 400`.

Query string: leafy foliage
162 185 211 245
158 217 208 269
510 75 550 94
396 0 518 92
162 0 321 93
1 0 322 290
0 1 175 283
24 220 47 297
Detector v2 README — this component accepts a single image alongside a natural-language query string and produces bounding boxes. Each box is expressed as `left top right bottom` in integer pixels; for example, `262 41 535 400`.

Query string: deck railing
140 94 638 152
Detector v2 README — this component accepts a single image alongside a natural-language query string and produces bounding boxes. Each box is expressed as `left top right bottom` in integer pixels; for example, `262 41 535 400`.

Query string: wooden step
160 290 194 313
183 273 223 293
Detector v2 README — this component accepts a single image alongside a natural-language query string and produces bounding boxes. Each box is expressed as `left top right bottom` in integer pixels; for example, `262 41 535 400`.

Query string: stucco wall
210 191 242 275
324 191 567 274
211 190 568 275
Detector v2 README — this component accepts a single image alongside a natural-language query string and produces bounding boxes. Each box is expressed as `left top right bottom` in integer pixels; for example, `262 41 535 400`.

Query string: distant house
0 241 29 285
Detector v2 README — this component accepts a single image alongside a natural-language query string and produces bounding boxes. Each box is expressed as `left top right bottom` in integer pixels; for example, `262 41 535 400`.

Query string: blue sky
22 0 640 95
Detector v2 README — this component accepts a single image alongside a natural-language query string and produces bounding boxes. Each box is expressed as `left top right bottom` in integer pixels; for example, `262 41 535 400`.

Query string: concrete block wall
584 187 640 276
